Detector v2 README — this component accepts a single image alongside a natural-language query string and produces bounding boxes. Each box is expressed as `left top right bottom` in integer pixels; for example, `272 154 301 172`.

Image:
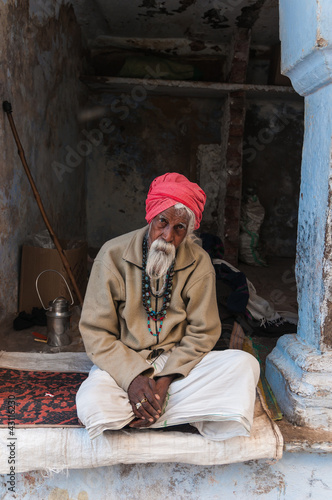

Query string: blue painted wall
296 85 332 348
280 0 318 73
279 0 332 349
280 0 332 96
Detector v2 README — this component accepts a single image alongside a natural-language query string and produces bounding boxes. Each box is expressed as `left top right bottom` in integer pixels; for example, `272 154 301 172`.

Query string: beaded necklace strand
142 236 174 337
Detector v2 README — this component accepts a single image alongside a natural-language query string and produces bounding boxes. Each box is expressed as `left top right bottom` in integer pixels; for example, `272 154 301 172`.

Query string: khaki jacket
79 226 221 391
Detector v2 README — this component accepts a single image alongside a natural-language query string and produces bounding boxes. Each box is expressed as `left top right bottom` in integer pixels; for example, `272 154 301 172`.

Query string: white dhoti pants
76 350 260 441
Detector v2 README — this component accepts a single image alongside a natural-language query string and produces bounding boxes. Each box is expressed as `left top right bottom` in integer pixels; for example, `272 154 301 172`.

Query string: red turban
145 173 206 230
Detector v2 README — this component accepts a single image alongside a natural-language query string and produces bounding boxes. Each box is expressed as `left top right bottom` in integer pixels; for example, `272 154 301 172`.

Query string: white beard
146 239 176 279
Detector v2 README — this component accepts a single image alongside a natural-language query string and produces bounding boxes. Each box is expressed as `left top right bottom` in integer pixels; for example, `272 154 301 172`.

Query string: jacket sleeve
156 268 221 379
79 258 154 392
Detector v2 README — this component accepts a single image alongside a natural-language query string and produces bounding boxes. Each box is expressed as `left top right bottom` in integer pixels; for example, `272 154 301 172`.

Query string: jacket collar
122 225 196 271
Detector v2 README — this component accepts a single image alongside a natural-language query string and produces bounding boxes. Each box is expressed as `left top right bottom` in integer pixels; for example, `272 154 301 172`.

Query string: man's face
148 206 189 250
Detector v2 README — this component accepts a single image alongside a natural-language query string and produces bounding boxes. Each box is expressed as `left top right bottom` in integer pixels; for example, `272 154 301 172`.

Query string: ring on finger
135 397 148 410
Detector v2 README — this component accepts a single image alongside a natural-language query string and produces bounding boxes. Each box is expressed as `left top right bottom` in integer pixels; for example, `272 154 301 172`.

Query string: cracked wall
0 0 87 320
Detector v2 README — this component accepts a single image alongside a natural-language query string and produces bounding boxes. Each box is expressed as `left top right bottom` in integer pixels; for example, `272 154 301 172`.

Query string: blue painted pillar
266 0 332 429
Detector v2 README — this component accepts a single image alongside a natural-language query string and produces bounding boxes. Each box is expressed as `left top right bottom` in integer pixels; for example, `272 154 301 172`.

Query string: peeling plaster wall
86 94 224 248
242 99 304 258
2 452 332 499
296 84 332 350
0 0 87 320
73 0 280 47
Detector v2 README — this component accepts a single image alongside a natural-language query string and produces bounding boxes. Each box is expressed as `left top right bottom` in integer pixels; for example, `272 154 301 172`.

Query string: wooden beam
80 75 296 99
223 29 251 265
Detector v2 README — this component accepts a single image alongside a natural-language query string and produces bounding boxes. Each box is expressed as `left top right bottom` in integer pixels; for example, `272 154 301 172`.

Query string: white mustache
152 239 175 254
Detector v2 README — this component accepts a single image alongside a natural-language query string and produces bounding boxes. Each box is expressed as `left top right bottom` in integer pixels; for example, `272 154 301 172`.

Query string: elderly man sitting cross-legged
76 173 259 440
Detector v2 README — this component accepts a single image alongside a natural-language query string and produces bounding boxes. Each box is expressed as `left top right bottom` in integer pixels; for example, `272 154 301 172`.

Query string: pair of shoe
13 307 47 331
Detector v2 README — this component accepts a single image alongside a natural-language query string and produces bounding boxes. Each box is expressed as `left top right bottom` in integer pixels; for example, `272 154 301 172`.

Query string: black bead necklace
142 236 174 337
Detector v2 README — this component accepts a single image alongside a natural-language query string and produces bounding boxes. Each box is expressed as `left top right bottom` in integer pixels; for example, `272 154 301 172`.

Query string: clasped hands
128 373 174 428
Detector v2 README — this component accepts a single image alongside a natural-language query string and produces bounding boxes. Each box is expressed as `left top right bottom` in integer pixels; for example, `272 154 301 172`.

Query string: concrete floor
2 452 331 500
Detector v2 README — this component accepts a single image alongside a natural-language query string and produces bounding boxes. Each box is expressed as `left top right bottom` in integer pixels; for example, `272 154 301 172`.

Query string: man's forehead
156 206 189 223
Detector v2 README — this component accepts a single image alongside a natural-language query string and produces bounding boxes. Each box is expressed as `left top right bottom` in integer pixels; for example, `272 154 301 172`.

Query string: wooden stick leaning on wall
2 100 83 307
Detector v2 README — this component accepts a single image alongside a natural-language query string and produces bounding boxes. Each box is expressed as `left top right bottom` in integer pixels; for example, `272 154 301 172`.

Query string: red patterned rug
0 369 88 427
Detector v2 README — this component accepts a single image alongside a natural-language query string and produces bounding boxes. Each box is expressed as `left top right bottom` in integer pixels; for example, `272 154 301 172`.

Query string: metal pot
46 296 72 347
36 270 74 347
